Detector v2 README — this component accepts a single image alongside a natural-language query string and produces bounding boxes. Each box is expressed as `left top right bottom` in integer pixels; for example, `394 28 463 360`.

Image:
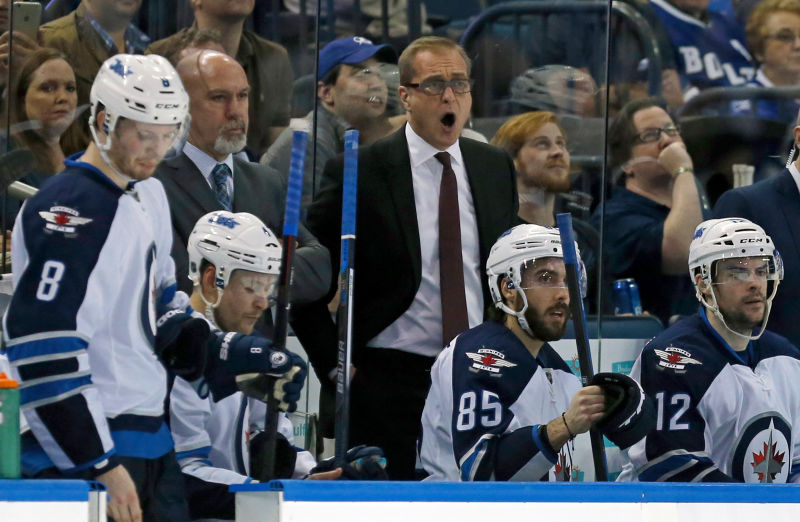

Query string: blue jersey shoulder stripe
6 336 87 363
19 374 92 406
6 165 121 339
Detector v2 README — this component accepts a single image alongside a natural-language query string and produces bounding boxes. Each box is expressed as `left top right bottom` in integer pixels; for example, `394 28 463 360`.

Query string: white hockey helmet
486 224 585 336
188 211 282 292
688 218 783 340
89 54 190 152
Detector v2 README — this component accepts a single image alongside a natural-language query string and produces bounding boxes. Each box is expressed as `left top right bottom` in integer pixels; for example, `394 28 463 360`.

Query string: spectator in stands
167 27 225 65
595 97 703 324
154 50 329 315
509 66 599 118
713 110 800 348
261 36 402 218
3 48 83 227
148 0 294 157
649 0 755 97
491 111 602 313
40 0 150 149
732 0 800 120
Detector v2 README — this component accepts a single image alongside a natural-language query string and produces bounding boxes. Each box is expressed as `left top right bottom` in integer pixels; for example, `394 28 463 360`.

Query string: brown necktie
435 151 469 346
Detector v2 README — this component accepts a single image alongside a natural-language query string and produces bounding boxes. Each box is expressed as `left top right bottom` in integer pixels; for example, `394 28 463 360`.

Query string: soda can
613 278 643 315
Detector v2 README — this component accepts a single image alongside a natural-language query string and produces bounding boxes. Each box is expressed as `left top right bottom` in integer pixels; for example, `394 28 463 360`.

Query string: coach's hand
98 464 142 522
310 445 388 480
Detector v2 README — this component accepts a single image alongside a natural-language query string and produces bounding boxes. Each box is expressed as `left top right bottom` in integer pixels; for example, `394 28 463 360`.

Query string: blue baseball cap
318 36 397 80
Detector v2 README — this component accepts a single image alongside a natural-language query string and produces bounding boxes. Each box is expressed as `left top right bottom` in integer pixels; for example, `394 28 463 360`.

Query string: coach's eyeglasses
404 78 474 96
766 29 800 44
635 124 681 144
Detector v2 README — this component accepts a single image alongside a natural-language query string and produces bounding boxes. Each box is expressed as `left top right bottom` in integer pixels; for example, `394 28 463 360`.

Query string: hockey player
1 55 303 522
170 211 386 520
619 218 800 482
420 224 653 481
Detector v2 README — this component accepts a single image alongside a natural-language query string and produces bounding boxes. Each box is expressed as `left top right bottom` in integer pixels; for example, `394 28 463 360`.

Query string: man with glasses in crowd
619 218 800 482
292 36 518 480
596 97 704 325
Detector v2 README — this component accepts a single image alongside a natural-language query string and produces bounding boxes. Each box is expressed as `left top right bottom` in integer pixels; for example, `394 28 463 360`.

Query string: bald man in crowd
154 50 329 327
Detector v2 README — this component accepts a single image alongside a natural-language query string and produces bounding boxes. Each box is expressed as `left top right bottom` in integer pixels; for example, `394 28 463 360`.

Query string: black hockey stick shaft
334 130 359 466
556 212 609 481
258 130 308 481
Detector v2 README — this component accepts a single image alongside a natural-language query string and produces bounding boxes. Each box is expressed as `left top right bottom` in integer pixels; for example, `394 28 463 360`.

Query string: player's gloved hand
309 445 388 480
249 431 297 481
590 372 656 449
235 351 307 412
154 306 210 381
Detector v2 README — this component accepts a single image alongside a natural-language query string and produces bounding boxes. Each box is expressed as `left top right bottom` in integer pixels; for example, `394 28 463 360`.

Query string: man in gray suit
155 50 330 310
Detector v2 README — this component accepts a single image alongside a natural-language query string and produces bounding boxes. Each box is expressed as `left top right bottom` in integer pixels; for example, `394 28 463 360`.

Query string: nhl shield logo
731 413 791 483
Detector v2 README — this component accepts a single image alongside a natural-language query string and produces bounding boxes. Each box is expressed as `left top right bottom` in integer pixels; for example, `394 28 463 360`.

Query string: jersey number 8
36 260 66 301
456 390 502 431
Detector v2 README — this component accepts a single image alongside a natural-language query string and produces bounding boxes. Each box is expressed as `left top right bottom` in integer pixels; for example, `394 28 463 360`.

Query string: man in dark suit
292 36 519 480
155 50 329 310
714 116 800 347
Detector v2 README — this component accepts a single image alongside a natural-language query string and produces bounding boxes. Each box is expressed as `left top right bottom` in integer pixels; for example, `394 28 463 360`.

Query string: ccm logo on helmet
740 238 764 243
155 103 181 109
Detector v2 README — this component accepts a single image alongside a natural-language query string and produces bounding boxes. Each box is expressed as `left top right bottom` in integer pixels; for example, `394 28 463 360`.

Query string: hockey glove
235 351 307 412
590 372 656 449
310 445 388 480
249 431 297 481
205 331 307 407
154 306 210 381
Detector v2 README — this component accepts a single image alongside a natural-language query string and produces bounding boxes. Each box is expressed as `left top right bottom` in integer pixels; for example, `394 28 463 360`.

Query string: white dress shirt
367 123 483 357
183 141 235 202
789 162 800 198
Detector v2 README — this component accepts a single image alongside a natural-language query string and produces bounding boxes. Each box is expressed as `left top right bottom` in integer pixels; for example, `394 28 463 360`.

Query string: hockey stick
334 129 359 467
257 129 308 481
556 212 609 481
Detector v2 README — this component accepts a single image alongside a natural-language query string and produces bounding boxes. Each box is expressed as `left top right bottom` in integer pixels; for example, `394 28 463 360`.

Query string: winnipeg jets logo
109 58 132 78
654 346 702 371
40 206 92 236
210 215 239 229
732 414 791 483
466 348 516 374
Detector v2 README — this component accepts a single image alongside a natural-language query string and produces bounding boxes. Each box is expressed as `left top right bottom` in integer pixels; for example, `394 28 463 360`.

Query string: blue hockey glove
310 445 388 480
235 350 307 412
205 331 307 407
154 306 210 381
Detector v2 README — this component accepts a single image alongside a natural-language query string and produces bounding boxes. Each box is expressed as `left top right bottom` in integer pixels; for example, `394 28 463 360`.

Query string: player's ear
695 273 710 296
500 276 516 301
200 265 217 300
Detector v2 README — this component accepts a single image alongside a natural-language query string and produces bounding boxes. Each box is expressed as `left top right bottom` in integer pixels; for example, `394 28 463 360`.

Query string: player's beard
536 165 571 193
214 119 248 155
719 294 765 335
523 301 571 342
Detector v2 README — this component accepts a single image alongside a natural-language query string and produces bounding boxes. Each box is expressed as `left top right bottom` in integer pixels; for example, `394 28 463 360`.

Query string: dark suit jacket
154 152 330 305
714 168 800 347
291 127 519 381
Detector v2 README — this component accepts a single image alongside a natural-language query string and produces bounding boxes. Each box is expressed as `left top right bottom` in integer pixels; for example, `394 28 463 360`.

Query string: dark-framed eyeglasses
635 124 681 144
766 29 800 44
404 78 474 95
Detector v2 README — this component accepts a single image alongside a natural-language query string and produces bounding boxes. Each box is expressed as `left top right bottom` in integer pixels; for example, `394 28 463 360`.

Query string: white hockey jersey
2 156 183 475
420 321 595 482
619 310 800 482
169 313 314 520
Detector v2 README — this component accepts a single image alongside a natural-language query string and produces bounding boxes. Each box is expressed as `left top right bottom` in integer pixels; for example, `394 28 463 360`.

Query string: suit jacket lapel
460 138 491 256
775 169 800 261
381 129 422 281
165 153 220 213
